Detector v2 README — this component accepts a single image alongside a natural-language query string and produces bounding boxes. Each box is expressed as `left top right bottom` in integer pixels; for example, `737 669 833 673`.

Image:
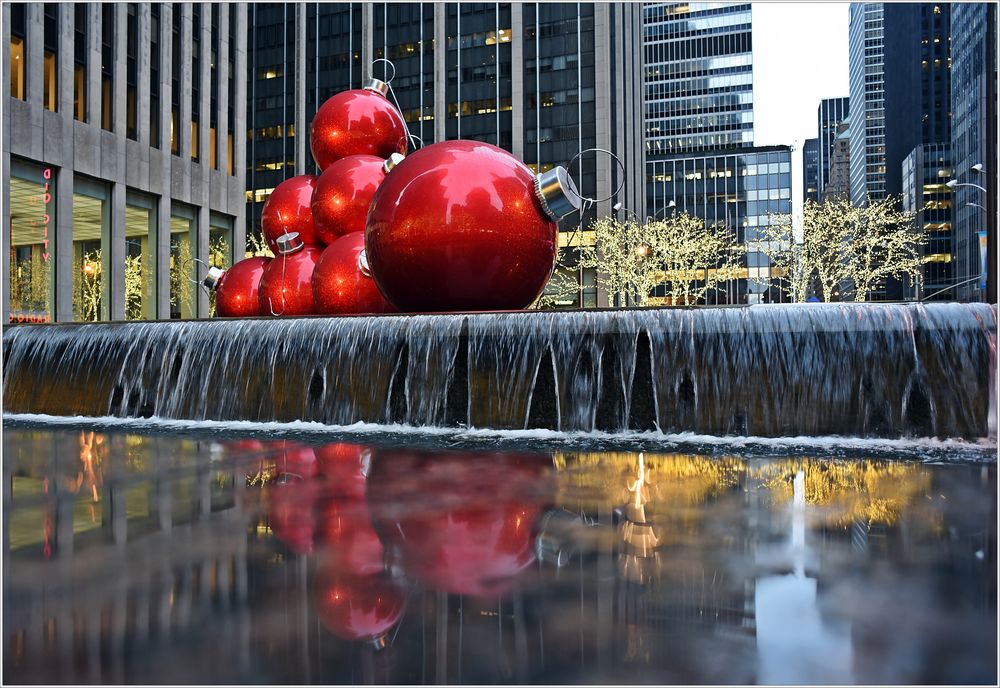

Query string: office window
101 5 114 131
43 4 58 111
72 178 110 322
8 160 56 323
74 4 87 121
126 4 138 139
150 5 160 146
171 6 180 154
170 205 198 319
191 5 201 162
208 214 233 316
10 2 25 100
125 193 158 320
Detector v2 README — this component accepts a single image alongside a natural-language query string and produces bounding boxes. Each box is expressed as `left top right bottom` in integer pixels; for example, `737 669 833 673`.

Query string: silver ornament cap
364 77 390 97
276 231 304 256
383 152 406 174
534 166 582 221
203 266 225 290
357 249 372 278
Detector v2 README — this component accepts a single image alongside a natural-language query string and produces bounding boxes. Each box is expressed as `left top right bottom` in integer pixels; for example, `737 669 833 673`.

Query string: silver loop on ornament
182 256 221 295
564 147 627 207
268 252 288 317
370 58 396 84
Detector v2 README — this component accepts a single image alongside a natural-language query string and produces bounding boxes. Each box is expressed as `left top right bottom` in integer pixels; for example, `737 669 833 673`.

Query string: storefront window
170 207 198 319
72 180 110 322
125 194 158 320
208 214 233 316
8 161 55 323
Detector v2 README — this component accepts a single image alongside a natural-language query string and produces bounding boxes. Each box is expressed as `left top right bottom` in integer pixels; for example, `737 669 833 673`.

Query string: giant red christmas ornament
310 79 408 172
269 478 322 555
204 256 270 318
319 499 385 577
313 154 404 244
366 449 553 597
313 568 405 643
258 233 323 316
312 232 396 315
261 175 319 251
316 442 370 500
366 140 581 312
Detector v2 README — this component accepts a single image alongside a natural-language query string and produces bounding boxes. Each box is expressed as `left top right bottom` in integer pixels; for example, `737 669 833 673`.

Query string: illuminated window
191 121 199 162
227 134 234 175
125 194 158 320
72 179 110 322
8 162 55 323
170 111 179 154
210 127 217 169
170 206 198 319
101 5 114 131
74 66 86 121
43 52 57 111
10 37 25 100
208 214 233 316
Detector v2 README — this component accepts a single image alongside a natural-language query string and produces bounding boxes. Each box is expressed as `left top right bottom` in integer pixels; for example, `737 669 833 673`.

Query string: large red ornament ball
261 175 319 252
313 569 405 642
316 442 370 500
215 257 269 318
310 84 408 171
313 155 389 244
269 478 322 555
312 233 396 315
366 140 561 312
258 244 324 316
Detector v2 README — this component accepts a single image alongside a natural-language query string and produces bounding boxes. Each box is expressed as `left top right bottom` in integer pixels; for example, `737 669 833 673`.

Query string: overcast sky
751 2 851 219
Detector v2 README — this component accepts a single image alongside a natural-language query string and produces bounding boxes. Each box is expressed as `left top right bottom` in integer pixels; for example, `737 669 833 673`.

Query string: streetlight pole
946 165 989 302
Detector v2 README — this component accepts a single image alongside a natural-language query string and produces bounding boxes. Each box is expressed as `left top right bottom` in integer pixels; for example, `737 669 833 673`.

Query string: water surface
3 426 996 684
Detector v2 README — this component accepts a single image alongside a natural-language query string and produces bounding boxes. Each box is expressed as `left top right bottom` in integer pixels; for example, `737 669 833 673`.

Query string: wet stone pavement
2 427 996 684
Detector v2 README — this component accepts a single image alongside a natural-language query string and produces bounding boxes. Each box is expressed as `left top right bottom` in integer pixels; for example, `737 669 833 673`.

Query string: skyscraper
848 3 886 205
823 120 851 203
3 3 248 323
901 143 953 300
643 2 754 158
803 138 819 204
246 3 646 308
950 2 997 302
816 96 849 198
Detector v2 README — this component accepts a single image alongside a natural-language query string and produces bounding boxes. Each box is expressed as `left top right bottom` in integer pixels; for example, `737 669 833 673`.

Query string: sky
751 2 851 221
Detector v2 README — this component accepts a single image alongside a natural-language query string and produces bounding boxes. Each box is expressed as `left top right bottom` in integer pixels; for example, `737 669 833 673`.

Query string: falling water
3 303 996 439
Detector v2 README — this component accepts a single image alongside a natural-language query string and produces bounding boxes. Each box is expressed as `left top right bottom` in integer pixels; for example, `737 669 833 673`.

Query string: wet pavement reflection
2 428 996 684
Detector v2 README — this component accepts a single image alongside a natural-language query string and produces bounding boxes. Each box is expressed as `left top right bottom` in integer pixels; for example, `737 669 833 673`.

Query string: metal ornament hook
268 252 289 316
564 147 627 207
370 57 396 84
371 58 424 153
183 257 221 295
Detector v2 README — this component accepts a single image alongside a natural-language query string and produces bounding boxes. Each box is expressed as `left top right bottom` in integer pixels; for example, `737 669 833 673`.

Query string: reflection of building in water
4 431 254 683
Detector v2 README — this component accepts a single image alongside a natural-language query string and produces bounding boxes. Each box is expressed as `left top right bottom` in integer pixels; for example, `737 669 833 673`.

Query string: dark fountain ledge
3 302 997 442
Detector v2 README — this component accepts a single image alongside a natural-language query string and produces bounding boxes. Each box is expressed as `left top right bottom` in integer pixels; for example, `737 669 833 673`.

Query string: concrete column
198 7 211 172
361 3 373 78
2 3 11 322
87 5 101 130
233 5 248 257
26 6 43 112
295 3 307 173
55 166 74 321
59 4 75 118
137 3 151 148
110 4 128 320
156 4 173 319
217 4 229 176
433 4 446 143
178 4 192 162
196 205 210 317
511 5 523 160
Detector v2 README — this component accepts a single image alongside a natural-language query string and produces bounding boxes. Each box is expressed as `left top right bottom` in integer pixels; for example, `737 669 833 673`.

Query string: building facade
901 143 953 300
848 3 886 205
3 3 248 323
647 145 792 304
802 137 819 204
247 2 646 308
823 120 851 203
643 2 753 158
816 96 849 198
950 2 997 302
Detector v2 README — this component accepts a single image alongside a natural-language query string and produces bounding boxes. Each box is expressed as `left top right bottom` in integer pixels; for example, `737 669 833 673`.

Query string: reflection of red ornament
276 441 318 480
366 140 580 312
310 80 408 172
312 233 396 315
209 257 269 318
319 499 385 576
269 478 321 555
367 449 552 597
258 234 323 316
313 154 402 244
316 443 369 500
261 175 320 251
313 568 404 642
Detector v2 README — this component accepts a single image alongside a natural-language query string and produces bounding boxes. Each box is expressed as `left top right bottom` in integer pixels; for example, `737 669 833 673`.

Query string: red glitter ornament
261 175 320 252
258 233 323 316
310 79 408 172
313 154 403 244
316 442 370 500
313 569 405 643
207 257 269 318
269 478 321 556
366 140 581 312
312 232 396 315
